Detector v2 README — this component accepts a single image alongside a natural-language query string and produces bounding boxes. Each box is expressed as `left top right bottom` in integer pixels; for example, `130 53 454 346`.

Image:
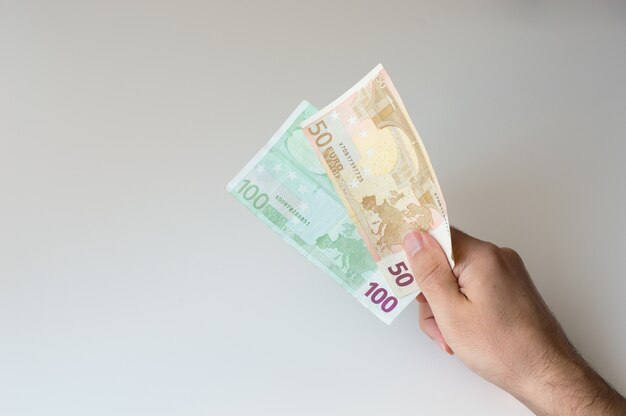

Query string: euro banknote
301 65 453 298
227 101 414 324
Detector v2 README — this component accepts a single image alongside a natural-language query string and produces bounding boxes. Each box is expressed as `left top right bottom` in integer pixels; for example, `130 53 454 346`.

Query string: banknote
301 65 453 298
227 101 414 324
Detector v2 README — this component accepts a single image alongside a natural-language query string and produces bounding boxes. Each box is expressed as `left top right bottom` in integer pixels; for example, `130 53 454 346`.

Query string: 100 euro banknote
301 65 454 298
227 101 414 324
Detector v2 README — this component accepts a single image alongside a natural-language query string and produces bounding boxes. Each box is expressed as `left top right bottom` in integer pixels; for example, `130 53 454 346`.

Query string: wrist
517 352 589 415
514 349 625 415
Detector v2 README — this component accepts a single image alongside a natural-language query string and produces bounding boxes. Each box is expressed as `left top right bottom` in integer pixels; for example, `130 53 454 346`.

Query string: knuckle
501 247 522 263
498 247 526 274
472 242 518 273
474 242 501 264
483 242 501 257
418 316 428 332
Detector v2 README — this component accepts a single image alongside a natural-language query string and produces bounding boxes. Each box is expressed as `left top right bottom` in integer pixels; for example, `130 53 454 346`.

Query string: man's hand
402 228 626 416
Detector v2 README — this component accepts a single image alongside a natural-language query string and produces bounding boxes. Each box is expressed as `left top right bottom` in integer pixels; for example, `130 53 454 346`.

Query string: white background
1 1 625 415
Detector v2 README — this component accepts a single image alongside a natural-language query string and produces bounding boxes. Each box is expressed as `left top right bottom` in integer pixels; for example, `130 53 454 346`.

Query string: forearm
516 353 626 416
404 229 626 415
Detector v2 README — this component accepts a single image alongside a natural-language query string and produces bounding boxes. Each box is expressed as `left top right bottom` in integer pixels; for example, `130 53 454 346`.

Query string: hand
402 228 626 416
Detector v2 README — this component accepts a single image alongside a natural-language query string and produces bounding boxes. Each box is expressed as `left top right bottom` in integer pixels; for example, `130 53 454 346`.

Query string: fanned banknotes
301 65 453 298
227 101 414 324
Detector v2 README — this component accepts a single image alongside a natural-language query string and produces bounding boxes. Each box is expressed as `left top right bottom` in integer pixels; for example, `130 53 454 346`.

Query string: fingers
450 226 474 258
416 292 427 304
406 227 478 356
419 299 454 355
402 231 467 311
450 226 490 276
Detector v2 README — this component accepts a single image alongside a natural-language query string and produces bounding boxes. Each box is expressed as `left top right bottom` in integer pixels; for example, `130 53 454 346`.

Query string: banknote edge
223 96 407 324
229 198 402 324
225 100 312 192
300 64 455 268
299 63 384 128
378 70 456 268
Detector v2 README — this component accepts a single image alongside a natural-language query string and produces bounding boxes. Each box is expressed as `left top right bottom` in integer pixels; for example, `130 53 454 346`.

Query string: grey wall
1 1 625 415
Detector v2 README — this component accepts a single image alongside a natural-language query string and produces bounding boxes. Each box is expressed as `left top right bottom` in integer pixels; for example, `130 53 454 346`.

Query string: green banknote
227 101 414 324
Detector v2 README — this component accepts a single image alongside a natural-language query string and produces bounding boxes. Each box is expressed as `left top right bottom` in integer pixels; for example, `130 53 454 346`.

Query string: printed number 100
237 179 269 210
364 282 398 313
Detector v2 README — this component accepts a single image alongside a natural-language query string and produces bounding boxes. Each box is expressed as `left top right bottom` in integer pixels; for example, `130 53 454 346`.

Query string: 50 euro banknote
227 101 414 324
301 65 454 298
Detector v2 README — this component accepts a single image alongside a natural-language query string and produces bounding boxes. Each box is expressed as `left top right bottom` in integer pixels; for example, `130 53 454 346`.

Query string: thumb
402 231 465 310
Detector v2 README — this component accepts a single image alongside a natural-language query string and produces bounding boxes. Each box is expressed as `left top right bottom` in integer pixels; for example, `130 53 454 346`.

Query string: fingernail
403 232 424 258
440 343 454 355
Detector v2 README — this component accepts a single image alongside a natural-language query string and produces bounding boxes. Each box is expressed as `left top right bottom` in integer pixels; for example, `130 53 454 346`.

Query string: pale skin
402 228 626 416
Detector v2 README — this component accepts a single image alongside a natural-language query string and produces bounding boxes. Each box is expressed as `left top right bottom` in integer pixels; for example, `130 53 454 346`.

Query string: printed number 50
388 262 415 287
